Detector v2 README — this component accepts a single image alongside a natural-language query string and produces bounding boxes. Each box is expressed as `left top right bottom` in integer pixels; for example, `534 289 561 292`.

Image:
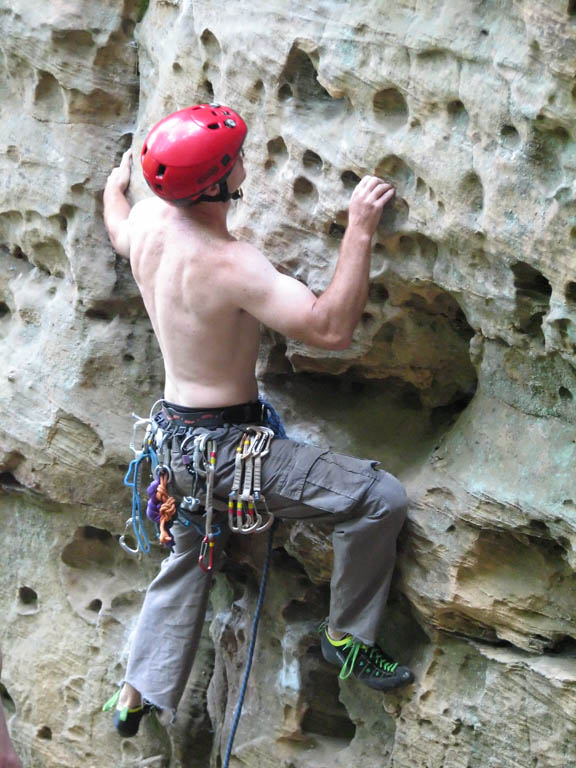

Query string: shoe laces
102 688 144 722
338 637 399 681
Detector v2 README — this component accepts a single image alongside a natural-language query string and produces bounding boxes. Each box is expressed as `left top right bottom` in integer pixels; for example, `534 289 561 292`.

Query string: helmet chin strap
197 179 243 204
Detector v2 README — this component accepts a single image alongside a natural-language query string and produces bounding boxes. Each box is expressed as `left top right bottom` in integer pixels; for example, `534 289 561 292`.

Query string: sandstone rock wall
1 1 575 767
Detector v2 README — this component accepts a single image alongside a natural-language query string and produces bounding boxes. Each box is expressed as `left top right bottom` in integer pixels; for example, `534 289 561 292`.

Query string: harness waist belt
161 400 266 429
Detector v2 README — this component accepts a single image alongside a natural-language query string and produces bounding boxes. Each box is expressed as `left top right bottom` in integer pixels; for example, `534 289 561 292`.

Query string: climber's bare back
128 197 261 408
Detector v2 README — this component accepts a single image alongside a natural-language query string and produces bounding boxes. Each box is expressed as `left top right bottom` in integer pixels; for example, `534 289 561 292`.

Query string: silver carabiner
119 518 140 556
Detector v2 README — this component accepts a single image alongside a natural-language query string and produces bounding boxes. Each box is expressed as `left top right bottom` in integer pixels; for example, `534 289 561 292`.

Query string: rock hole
265 136 288 173
88 598 102 612
0 301 10 319
500 125 520 149
480 29 489 36
373 87 408 130
18 586 38 605
293 176 317 203
374 154 414 193
61 526 116 569
559 386 573 400
0 472 24 490
529 520 549 534
247 78 265 103
37 726 52 740
368 283 389 303
85 308 114 321
34 70 64 114
200 29 221 59
460 172 484 214
279 46 331 104
565 281 576 305
328 222 346 240
203 80 214 100
268 136 288 158
278 83 293 101
341 170 361 189
301 663 356 743
447 100 469 130
568 0 576 15
0 684 15 715
283 599 310 622
303 150 323 173
173 62 182 73
512 262 552 301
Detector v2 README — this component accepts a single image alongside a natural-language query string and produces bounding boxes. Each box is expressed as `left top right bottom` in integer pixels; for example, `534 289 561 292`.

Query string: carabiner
198 534 215 573
119 518 141 556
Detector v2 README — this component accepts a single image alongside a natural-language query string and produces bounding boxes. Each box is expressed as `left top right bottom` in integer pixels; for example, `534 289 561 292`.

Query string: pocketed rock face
1 2 576 767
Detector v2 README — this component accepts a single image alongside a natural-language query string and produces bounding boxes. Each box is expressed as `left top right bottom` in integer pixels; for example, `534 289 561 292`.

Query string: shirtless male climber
102 103 414 737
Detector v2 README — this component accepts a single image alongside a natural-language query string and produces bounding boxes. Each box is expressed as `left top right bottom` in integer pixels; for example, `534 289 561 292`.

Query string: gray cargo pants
125 425 408 712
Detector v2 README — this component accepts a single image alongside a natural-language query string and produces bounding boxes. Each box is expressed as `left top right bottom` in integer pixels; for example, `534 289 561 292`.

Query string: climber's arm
103 149 132 258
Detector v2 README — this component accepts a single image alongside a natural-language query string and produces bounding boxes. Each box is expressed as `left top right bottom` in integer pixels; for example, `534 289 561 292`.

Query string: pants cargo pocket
277 444 378 515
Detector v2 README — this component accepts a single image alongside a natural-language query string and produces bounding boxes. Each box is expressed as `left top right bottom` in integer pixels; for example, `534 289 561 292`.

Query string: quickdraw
120 412 160 556
198 437 217 573
228 426 275 534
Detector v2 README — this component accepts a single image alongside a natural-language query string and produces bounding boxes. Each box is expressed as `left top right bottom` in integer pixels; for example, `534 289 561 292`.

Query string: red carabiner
199 534 215 573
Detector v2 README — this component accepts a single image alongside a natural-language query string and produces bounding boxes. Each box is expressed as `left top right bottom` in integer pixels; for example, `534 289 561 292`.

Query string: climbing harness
119 398 284 764
121 399 283 555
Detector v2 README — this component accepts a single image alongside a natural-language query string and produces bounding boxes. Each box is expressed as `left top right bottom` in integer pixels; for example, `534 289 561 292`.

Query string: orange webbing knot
156 471 177 545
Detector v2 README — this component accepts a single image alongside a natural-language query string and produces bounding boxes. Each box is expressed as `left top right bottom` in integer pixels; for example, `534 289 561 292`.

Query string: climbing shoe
320 626 414 691
102 688 155 737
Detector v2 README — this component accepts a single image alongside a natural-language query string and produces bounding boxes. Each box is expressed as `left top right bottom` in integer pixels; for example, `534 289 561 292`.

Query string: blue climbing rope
222 522 276 768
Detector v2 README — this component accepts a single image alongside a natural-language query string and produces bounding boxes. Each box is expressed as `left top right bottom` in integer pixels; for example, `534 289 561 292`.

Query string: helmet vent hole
155 184 163 190
156 164 166 178
207 122 220 130
142 144 148 155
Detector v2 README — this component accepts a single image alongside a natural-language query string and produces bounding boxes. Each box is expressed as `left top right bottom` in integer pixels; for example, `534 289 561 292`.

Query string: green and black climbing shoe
320 627 414 691
102 689 155 737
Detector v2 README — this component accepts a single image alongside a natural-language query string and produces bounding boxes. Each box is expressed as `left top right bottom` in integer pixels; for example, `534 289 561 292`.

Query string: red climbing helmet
141 103 247 205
